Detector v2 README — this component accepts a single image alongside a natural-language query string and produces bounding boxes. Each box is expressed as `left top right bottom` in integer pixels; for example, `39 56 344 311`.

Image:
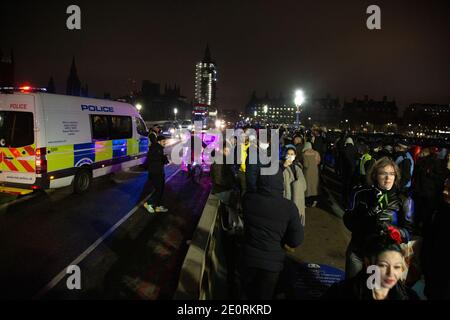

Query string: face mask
286 155 296 162
259 142 269 150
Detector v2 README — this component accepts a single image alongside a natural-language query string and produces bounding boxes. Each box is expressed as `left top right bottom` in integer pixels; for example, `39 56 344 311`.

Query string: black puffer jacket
422 199 450 300
242 165 304 272
147 142 168 172
211 156 236 194
322 271 419 300
413 155 446 200
343 185 414 253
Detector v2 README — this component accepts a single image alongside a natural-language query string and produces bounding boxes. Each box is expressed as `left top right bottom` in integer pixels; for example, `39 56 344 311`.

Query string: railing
174 193 229 300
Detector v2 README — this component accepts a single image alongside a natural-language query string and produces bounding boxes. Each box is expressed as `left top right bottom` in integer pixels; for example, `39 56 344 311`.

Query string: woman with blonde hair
323 233 419 300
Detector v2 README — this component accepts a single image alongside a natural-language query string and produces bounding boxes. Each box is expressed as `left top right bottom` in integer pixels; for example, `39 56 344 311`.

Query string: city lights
294 89 305 127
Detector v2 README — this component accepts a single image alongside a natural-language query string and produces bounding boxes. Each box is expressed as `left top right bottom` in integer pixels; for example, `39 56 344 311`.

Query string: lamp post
135 103 142 112
263 105 268 124
294 89 305 128
173 107 178 121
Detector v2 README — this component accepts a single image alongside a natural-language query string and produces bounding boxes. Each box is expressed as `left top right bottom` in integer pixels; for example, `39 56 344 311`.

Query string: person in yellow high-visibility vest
359 144 375 186
238 136 250 195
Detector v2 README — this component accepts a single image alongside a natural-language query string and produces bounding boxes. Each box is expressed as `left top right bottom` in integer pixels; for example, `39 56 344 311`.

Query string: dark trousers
243 267 280 300
342 171 355 204
414 194 436 236
148 169 165 207
237 171 246 196
345 242 364 279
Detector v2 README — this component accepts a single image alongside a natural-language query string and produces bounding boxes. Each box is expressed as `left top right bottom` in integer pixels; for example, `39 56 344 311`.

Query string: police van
0 87 149 195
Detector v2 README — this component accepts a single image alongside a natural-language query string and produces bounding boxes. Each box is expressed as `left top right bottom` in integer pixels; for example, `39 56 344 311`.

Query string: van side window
110 116 132 139
0 111 34 147
136 117 148 136
91 115 110 140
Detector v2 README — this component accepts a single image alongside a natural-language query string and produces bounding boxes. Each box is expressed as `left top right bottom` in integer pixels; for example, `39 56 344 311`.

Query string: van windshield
0 111 34 148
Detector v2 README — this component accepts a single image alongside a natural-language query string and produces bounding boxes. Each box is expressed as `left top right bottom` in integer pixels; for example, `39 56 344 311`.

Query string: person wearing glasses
343 157 415 279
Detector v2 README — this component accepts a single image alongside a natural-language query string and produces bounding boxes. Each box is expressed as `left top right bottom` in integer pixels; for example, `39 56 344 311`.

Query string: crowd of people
145 123 450 300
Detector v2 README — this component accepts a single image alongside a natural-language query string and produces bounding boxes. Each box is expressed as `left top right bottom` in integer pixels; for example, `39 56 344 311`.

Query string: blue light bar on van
0 86 48 93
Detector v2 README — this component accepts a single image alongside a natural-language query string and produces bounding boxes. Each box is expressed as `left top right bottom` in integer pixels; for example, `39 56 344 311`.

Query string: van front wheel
73 168 92 194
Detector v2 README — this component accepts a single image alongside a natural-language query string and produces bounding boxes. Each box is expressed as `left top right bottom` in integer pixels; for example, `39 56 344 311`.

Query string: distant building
128 81 191 121
403 103 450 129
245 91 295 125
47 77 56 93
302 94 341 127
0 49 15 87
194 44 218 110
245 92 341 127
220 109 241 124
342 95 398 130
66 57 81 96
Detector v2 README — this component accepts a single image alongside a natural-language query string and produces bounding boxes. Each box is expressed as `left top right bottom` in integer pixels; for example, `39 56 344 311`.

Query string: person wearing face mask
343 157 415 279
371 141 383 161
282 146 307 226
322 233 419 300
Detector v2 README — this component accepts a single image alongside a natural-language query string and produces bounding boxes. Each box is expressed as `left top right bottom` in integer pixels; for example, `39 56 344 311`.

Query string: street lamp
135 103 142 111
263 105 268 124
294 89 305 127
173 108 178 121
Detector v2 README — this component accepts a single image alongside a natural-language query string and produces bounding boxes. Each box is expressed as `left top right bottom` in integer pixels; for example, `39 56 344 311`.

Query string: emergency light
0 86 48 93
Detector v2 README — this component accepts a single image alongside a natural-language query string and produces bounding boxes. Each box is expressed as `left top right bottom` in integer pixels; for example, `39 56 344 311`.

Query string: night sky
2 0 449 113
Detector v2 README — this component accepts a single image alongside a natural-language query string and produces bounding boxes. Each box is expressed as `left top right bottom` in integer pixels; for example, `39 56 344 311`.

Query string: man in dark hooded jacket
242 165 304 299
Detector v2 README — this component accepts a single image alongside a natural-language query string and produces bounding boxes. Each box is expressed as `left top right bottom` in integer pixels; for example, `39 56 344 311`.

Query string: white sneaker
155 206 168 213
143 203 155 213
